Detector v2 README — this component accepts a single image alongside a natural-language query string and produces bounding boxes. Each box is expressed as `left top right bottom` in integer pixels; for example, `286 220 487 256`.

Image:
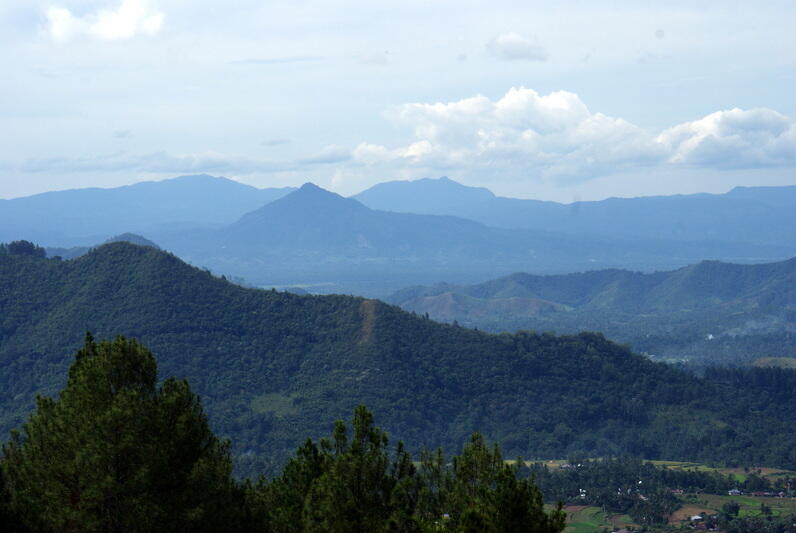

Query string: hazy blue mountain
46 233 161 260
0 174 295 246
223 182 495 250
105 232 160 249
352 176 496 213
724 184 796 208
3 242 796 476
161 183 792 296
353 177 796 247
386 257 796 366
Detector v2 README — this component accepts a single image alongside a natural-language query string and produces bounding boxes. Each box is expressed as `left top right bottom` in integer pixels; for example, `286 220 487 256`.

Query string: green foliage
1 242 796 479
439 433 566 533
1 335 245 532
254 406 565 532
0 464 24 532
1 240 46 258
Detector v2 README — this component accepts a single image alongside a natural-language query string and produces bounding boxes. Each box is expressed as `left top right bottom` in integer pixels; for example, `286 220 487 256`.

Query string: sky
1 0 795 202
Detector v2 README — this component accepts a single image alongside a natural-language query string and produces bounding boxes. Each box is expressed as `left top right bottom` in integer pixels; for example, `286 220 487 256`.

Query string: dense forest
2 241 796 479
2 335 793 532
0 336 566 532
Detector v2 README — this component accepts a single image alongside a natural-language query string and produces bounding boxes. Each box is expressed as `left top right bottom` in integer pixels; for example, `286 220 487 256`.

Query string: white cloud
657 108 796 168
353 87 663 181
485 32 547 61
350 87 796 184
45 0 164 42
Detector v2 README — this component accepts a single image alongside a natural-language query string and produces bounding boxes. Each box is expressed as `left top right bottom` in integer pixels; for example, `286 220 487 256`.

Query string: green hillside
2 242 796 476
387 258 796 366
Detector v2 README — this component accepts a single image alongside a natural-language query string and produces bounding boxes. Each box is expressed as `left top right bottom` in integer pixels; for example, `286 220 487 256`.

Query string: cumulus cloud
349 87 796 184
658 108 796 168
353 87 663 181
45 0 164 42
486 33 547 61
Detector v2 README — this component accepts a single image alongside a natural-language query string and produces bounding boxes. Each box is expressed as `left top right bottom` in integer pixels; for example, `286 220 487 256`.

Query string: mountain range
387 258 796 366
354 177 796 247
2 242 796 477
0 174 294 247
2 175 795 296
159 182 794 296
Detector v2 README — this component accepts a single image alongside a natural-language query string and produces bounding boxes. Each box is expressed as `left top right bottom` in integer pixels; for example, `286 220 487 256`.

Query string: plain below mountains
387 257 796 367
2 241 796 477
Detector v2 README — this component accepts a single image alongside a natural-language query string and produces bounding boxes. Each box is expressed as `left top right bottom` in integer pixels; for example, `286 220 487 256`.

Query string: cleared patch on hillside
559 505 636 532
358 299 378 345
250 392 303 417
669 504 714 524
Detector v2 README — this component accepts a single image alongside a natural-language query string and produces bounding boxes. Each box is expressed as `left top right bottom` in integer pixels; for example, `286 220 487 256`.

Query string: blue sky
1 0 795 201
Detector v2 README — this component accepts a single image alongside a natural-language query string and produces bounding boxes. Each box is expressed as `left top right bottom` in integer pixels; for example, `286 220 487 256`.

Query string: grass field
555 505 637 533
699 493 796 516
528 458 795 485
646 459 795 483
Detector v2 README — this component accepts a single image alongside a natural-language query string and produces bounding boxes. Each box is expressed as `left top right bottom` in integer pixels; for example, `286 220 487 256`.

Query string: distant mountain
353 176 496 213
6 177 795 297
46 233 161 260
162 183 792 296
386 257 796 366
105 232 160 249
354 178 796 247
2 242 796 476
724 184 796 208
0 175 295 246
222 182 495 251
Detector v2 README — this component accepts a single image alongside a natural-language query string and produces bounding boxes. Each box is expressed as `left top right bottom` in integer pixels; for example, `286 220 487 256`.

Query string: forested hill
387 258 796 367
2 242 796 476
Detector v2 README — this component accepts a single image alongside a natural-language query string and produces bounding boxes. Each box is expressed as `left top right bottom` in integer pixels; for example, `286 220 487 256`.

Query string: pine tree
417 433 566 533
1 334 246 532
302 406 419 532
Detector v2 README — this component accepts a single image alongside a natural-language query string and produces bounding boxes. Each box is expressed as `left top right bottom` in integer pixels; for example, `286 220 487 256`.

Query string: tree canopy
1 334 245 532
0 334 566 532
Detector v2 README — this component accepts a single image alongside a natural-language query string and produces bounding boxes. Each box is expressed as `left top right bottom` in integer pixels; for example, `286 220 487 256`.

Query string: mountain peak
298 182 325 192
231 182 368 230
286 182 355 205
104 233 160 249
